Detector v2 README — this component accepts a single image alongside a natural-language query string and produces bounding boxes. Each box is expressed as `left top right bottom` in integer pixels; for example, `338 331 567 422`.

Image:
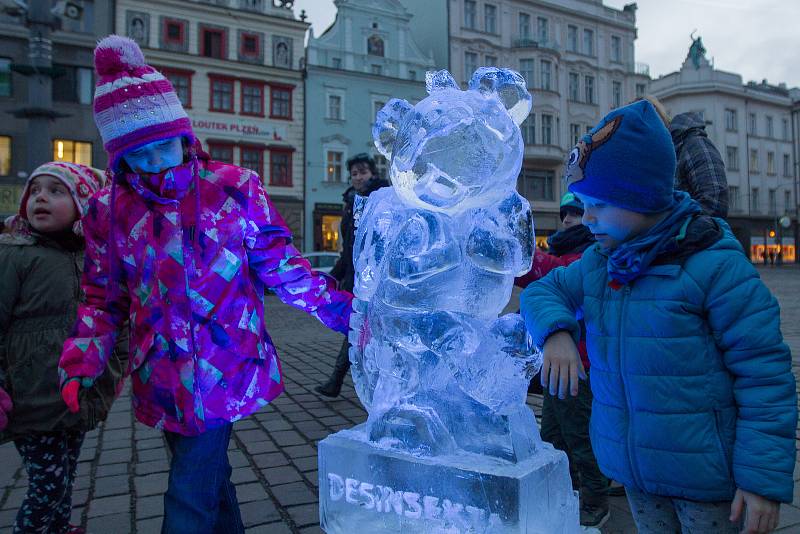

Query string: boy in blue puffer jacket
521 100 796 534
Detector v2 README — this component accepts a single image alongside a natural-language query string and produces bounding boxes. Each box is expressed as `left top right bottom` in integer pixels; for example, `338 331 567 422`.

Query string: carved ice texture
319 68 580 533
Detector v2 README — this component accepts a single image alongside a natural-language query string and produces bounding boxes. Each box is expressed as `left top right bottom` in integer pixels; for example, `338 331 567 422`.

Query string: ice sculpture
318 68 580 533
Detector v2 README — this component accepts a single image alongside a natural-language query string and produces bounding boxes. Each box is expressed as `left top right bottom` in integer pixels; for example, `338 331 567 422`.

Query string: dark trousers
13 430 84 534
162 423 244 534
541 375 608 506
325 337 351 388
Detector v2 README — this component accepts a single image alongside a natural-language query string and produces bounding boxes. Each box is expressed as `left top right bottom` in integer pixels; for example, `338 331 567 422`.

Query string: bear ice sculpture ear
468 67 533 126
426 70 460 94
372 98 413 159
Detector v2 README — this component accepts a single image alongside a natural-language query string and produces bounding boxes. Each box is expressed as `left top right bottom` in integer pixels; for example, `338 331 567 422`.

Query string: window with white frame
766 115 774 138
769 189 777 214
611 35 622 62
785 190 792 213
518 13 530 40
784 153 791 177
519 59 534 86
725 109 737 131
750 149 759 172
537 17 548 43
584 75 595 104
570 123 581 145
465 52 478 77
783 118 790 141
540 60 552 91
568 72 579 101
325 150 344 182
484 4 497 33
612 81 622 108
464 0 476 29
567 25 578 52
521 114 535 144
729 186 739 211
767 151 775 174
541 113 553 145
748 113 757 135
751 187 759 212
726 146 739 171
583 29 594 56
326 91 344 120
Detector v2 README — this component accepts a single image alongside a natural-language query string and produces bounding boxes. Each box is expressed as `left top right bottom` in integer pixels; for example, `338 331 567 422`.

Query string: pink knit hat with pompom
93 35 194 171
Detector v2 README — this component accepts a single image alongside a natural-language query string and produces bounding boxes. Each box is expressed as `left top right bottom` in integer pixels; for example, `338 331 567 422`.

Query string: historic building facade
0 2 114 218
116 0 308 240
650 45 800 263
447 0 649 243
303 0 434 252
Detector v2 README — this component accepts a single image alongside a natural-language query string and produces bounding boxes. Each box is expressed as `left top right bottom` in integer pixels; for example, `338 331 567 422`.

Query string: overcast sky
292 0 800 88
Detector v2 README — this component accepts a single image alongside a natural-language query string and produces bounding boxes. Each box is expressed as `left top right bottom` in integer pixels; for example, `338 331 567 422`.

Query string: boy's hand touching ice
0 386 12 430
731 488 779 534
540 331 586 399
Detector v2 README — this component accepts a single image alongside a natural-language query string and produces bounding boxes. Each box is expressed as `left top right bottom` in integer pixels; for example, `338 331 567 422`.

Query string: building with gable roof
303 0 435 252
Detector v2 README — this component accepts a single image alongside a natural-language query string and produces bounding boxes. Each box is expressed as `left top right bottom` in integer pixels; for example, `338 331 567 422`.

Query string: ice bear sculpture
349 67 541 462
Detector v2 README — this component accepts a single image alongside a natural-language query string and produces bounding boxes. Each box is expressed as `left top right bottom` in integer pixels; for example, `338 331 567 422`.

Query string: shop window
269 148 292 187
0 58 10 97
53 139 92 166
209 76 234 112
269 84 293 120
0 135 10 175
241 80 264 116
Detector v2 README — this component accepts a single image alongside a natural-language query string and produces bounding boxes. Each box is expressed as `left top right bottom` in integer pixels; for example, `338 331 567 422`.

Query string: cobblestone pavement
1 266 799 533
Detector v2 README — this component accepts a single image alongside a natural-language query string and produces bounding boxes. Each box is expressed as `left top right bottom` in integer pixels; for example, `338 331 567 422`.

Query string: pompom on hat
92 35 195 172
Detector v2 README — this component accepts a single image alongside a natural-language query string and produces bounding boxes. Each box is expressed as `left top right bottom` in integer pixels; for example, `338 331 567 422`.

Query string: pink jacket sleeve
244 176 352 334
59 193 130 386
515 251 580 289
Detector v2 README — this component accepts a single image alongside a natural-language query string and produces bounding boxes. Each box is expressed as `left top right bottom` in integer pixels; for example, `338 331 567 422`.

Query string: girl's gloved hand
61 377 94 414
0 386 12 431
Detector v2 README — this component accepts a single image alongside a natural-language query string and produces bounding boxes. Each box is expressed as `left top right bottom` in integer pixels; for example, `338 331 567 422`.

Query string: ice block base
318 426 580 534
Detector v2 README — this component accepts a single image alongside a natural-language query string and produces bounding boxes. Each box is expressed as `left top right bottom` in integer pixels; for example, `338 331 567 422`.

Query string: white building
116 0 308 240
650 45 800 263
447 0 649 241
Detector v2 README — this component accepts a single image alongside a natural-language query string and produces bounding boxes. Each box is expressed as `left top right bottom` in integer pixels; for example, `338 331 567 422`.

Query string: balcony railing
512 38 560 52
635 62 650 76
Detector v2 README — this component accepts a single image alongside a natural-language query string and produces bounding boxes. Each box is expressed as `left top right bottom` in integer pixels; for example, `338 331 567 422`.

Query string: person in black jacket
316 154 389 398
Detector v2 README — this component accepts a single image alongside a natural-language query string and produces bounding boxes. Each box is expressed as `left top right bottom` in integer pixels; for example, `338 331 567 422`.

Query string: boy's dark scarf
547 224 595 257
607 191 704 285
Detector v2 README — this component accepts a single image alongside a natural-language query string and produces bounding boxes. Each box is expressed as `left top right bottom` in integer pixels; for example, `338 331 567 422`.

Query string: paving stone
270 481 317 507
86 494 130 517
92 474 130 497
233 482 269 503
286 503 320 527
86 512 131 531
136 438 164 451
231 467 258 484
136 516 163 533
292 456 318 473
252 452 289 469
134 473 168 497
136 459 170 475
247 521 293 533
137 448 168 463
228 449 250 468
95 462 128 477
101 428 133 442
282 445 317 458
299 526 325 534
136 494 163 519
0 508 17 528
271 430 305 447
261 465 302 486
98 448 132 465
239 500 281 527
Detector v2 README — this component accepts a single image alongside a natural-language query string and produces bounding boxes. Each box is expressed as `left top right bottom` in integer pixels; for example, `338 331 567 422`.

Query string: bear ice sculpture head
373 68 532 214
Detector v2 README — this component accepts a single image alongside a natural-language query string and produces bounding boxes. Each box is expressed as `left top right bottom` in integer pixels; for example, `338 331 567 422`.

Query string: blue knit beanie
564 100 676 213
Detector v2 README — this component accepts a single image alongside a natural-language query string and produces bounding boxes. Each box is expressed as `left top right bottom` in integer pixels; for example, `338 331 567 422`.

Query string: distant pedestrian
316 153 388 398
640 96 729 218
523 100 796 534
0 162 127 534
58 36 352 533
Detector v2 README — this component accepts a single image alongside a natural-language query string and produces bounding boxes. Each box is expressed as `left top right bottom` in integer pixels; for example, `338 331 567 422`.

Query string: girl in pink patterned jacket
58 36 352 533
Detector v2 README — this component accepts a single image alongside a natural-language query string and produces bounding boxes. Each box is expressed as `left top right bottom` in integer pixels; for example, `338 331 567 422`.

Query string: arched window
367 35 384 57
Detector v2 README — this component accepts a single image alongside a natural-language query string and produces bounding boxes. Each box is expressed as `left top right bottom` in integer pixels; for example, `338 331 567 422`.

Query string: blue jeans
162 423 244 534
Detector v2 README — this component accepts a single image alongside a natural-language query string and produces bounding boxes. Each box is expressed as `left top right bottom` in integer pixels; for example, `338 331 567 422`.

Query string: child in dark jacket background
0 162 127 534
521 100 796 534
